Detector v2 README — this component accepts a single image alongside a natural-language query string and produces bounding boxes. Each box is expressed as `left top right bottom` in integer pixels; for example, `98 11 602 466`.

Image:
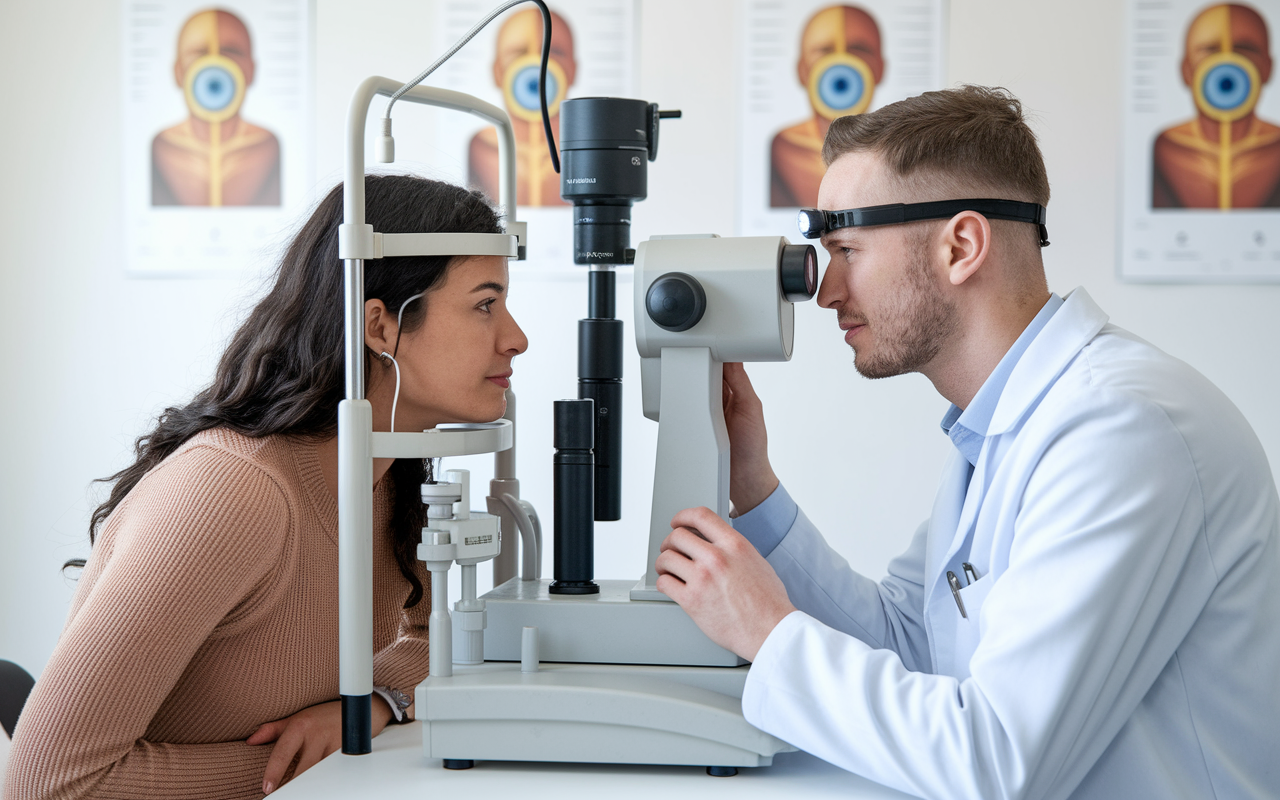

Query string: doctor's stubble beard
844 232 958 380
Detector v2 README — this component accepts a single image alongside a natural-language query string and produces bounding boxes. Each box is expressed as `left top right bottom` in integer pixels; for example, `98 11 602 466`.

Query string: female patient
4 175 527 799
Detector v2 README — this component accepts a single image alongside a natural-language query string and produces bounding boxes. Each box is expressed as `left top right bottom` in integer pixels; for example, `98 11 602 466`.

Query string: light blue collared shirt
940 293 1063 468
736 293 1063 557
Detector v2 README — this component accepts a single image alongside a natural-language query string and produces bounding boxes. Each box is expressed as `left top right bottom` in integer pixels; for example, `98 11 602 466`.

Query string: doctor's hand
723 363 779 516
656 506 796 662
248 697 392 794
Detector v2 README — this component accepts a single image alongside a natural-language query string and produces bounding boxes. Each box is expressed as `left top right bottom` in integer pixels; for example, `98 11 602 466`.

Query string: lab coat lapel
926 289 1108 620
938 447 990 577
988 288 1110 436
925 450 972 605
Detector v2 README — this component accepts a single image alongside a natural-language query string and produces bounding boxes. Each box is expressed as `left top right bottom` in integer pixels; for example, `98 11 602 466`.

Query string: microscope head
634 234 817 420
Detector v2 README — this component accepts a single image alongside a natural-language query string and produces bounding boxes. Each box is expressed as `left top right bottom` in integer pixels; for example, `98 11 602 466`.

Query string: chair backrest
0 660 36 739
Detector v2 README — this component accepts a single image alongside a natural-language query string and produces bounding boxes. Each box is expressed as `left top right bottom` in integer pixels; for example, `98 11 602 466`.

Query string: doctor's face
815 152 957 379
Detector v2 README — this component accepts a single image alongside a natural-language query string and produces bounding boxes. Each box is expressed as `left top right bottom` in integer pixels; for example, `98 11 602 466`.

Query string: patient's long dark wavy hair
67 175 502 608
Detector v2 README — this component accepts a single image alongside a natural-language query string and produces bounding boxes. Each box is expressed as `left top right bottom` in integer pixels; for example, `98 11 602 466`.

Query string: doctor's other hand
248 697 392 794
723 362 779 516
656 506 796 662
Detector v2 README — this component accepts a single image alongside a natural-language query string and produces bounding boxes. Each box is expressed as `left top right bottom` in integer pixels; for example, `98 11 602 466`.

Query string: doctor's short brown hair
822 85 1051 207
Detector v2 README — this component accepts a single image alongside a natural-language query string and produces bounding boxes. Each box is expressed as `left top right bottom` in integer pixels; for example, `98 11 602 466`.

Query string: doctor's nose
816 260 846 310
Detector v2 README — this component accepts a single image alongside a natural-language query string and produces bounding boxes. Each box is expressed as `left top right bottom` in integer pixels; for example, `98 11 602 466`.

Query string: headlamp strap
822 199 1050 247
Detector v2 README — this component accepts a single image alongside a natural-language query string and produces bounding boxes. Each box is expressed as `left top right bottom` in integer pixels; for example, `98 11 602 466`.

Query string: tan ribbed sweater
4 430 430 800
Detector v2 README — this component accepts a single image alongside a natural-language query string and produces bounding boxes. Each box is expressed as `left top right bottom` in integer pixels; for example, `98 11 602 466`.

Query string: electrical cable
384 292 424 433
383 0 560 173
381 351 403 433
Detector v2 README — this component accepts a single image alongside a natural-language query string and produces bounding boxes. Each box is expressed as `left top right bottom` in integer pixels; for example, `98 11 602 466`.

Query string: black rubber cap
341 694 372 755
646 272 706 332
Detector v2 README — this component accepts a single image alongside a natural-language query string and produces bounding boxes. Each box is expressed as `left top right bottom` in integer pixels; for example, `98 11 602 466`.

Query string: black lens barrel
561 98 655 266
579 268 623 521
551 399 599 595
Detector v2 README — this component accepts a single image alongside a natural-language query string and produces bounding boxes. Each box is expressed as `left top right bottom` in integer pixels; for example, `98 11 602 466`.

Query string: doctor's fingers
655 545 724 605
663 528 735 582
655 572 692 606
723 363 764 411
655 546 694 581
660 525 721 564
669 506 736 543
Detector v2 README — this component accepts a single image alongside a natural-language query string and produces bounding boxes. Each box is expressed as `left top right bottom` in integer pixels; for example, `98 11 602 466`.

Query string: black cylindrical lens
560 150 648 203
572 203 632 265
580 270 622 521
561 97 655 265
551 399 599 595
578 378 621 521
559 97 651 152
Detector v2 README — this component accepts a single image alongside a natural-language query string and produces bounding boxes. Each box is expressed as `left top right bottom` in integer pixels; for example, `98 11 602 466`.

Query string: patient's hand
249 697 392 793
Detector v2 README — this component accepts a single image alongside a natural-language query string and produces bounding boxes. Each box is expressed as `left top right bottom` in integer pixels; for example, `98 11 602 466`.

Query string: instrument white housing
632 234 802 600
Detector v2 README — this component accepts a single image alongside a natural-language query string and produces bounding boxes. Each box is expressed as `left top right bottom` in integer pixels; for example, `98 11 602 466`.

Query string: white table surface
272 721 920 799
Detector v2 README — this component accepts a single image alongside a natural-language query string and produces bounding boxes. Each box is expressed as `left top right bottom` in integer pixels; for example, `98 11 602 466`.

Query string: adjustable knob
645 272 706 332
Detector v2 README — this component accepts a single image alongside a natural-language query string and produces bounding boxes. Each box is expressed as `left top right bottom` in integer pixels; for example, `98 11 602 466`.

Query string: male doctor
656 86 1280 799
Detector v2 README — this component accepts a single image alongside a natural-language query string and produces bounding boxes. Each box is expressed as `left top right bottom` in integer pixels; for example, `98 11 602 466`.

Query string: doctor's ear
364 299 398 359
941 211 990 287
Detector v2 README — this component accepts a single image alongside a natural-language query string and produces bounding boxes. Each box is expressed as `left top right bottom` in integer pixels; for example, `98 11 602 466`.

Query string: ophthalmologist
656 86 1280 800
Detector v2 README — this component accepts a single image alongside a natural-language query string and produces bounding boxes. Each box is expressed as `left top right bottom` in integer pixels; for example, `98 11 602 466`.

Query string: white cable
381 351 402 433
397 291 425 333
384 0 528 119
381 293 424 434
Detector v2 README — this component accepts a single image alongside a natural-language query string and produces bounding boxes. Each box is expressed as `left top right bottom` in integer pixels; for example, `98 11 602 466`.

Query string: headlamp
798 199 1050 247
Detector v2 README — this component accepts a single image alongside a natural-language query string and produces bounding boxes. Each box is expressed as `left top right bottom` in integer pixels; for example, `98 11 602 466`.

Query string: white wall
3 0 1278 680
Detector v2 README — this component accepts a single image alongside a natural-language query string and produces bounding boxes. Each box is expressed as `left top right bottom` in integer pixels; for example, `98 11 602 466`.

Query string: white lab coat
740 289 1280 800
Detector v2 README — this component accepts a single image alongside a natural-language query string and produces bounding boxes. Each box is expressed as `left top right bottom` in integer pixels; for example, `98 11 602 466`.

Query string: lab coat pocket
953 575 995 670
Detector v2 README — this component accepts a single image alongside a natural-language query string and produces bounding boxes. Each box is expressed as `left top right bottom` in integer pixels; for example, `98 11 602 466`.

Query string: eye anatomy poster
737 0 948 238
431 0 638 268
1121 0 1280 282
122 0 313 276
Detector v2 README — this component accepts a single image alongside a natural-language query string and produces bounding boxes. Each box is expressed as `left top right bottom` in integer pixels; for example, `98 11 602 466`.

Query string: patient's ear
364 299 396 356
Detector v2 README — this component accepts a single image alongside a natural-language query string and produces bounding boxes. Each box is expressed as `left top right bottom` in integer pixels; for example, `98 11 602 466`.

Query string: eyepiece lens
780 244 818 303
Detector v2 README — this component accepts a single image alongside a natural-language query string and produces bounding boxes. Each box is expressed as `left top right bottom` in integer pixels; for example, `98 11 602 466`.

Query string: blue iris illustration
818 64 864 111
1203 62 1251 111
193 65 236 112
513 65 557 111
